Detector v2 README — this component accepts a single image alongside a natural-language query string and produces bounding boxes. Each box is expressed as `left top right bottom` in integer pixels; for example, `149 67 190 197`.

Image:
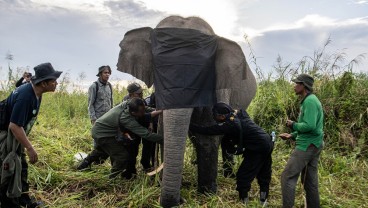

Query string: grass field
1 72 367 207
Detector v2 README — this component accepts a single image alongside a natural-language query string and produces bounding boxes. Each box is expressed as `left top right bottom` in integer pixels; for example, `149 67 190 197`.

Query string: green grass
1 81 367 207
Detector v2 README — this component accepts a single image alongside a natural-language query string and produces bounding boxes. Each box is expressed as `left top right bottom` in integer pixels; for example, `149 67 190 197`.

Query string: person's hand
26 146 38 164
279 133 292 140
151 110 163 118
123 132 132 140
286 120 294 128
91 120 96 125
148 123 154 133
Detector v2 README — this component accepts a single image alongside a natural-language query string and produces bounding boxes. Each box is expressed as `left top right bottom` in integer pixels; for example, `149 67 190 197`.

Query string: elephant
117 16 257 207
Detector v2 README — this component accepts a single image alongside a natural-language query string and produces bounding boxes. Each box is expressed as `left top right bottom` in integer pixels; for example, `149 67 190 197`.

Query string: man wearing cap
279 74 324 208
89 65 113 125
123 82 144 102
77 65 113 170
91 97 162 178
0 63 62 208
189 102 274 205
122 83 156 178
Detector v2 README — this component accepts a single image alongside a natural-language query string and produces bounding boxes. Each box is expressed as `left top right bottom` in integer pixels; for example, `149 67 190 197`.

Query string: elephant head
117 16 256 207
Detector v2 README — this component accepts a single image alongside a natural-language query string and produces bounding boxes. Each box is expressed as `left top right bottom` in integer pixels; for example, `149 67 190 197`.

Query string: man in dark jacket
190 102 274 205
0 63 62 208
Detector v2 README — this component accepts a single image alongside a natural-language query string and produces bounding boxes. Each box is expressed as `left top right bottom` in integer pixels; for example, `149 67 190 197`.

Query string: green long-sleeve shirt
291 94 324 151
91 101 162 142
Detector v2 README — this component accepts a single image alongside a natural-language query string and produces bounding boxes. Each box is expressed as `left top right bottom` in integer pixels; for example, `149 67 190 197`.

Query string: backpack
93 81 113 106
0 99 9 130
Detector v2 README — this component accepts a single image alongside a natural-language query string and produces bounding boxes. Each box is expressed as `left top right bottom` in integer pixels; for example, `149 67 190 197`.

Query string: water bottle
271 131 276 142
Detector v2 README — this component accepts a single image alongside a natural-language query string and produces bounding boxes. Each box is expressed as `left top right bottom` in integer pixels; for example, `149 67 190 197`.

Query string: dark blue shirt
190 110 273 153
6 83 41 128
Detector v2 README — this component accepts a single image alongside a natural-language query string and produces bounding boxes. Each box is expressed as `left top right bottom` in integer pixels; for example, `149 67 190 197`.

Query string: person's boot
122 168 137 180
77 158 91 170
20 195 44 208
223 168 236 179
239 191 249 205
24 200 44 208
260 191 268 206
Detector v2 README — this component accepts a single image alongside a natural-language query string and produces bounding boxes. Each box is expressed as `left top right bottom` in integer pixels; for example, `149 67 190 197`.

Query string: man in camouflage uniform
91 98 162 178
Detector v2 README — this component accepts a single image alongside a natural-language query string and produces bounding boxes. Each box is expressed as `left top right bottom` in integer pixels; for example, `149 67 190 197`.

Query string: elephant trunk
160 108 193 208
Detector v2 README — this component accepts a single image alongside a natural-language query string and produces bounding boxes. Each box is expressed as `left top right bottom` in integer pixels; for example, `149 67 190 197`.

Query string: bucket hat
31 63 62 85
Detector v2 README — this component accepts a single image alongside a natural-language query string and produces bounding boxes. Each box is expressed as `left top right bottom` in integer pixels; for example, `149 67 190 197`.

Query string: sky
0 0 367 83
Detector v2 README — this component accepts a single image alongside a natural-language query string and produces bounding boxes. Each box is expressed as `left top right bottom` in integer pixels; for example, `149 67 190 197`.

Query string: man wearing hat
279 74 324 208
0 63 62 207
77 65 113 170
122 83 156 179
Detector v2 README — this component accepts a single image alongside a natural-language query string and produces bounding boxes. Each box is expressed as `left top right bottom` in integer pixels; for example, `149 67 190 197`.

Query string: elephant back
156 16 215 36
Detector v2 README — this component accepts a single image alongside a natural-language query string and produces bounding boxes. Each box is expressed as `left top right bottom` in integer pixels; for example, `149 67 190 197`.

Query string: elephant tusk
147 163 164 176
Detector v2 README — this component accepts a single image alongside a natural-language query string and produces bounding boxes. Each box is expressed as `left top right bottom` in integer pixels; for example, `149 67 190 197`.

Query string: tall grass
248 38 368 157
0 39 367 207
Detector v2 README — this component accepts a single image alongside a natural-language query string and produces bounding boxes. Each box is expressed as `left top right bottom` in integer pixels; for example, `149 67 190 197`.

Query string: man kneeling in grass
90 97 162 178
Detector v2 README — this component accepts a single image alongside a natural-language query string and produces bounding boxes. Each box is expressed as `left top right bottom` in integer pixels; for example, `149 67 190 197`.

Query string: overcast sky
0 0 367 82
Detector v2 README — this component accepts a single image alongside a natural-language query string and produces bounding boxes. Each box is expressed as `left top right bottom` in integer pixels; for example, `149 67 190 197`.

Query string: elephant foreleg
160 108 193 208
191 106 221 194
196 134 220 194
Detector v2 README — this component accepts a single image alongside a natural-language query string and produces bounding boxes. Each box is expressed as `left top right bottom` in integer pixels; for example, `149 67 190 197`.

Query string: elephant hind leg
160 108 193 208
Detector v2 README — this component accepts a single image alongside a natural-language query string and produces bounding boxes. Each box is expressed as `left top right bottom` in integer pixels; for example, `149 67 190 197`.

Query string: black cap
212 102 234 115
31 63 62 85
292 74 314 92
96 65 111 77
127 83 143 94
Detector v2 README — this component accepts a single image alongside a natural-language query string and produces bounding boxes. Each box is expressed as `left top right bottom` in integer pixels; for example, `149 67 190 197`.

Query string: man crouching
190 102 274 205
91 97 162 178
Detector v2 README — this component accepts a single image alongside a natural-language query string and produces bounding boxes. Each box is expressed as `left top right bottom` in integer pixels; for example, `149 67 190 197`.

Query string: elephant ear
215 37 257 109
117 27 154 87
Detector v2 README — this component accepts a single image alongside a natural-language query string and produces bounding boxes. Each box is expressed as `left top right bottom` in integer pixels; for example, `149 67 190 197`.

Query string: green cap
292 74 314 92
127 82 143 94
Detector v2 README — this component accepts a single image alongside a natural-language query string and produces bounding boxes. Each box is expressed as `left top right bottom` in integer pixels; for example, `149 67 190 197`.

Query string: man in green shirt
91 98 162 178
279 74 324 208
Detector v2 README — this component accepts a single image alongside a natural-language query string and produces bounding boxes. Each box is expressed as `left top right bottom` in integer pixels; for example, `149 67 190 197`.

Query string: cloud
0 0 166 81
104 0 166 29
244 15 368 73
0 0 367 82
134 0 239 39
242 14 368 39
353 0 368 4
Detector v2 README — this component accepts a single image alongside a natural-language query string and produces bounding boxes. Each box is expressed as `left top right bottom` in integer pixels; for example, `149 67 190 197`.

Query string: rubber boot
260 191 268 206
